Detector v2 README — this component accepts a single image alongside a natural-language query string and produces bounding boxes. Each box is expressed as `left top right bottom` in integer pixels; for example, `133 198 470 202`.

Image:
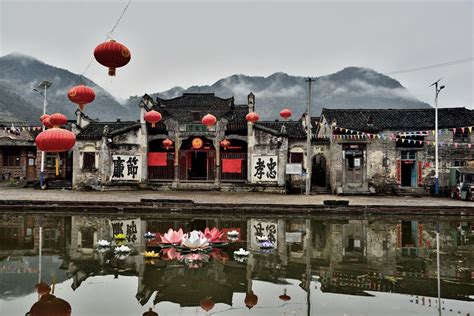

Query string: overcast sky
0 0 472 108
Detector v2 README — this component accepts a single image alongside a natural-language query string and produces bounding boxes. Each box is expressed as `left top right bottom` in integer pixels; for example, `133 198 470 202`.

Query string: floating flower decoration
234 248 250 256
96 240 111 247
161 248 182 260
144 232 155 239
227 230 239 237
259 241 274 249
114 245 131 253
256 235 269 242
143 251 159 258
181 230 209 250
114 233 127 241
204 227 223 243
160 228 184 245
234 255 248 263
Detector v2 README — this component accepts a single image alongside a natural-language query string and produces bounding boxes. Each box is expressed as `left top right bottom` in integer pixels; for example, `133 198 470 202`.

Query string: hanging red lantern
192 137 203 149
162 138 173 150
246 112 260 124
144 110 162 128
40 114 50 122
49 113 68 127
200 297 215 312
220 139 230 150
201 114 217 127
67 85 96 111
244 292 258 309
94 39 131 76
36 129 76 153
280 108 292 120
279 289 291 301
42 117 53 129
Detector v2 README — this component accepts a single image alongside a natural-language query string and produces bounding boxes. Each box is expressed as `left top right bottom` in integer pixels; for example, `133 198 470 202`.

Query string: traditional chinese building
72 92 320 192
318 108 474 194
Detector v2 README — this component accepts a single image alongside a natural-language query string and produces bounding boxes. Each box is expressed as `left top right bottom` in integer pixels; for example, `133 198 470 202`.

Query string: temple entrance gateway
179 137 215 181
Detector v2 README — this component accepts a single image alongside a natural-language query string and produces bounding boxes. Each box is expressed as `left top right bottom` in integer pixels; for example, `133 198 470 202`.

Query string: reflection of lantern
40 114 50 122
35 283 51 296
279 288 291 301
279 108 292 120
144 110 162 128
28 293 71 316
220 139 230 150
142 308 158 316
162 138 173 150
246 112 260 124
67 85 95 111
244 292 258 309
200 297 215 312
94 39 131 76
201 114 217 127
192 137 203 149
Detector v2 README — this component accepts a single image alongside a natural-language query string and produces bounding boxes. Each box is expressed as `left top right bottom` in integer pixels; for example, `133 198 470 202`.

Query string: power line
80 0 132 81
385 57 473 75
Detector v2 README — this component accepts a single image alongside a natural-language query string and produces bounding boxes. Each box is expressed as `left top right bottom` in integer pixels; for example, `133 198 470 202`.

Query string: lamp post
33 81 52 189
305 78 315 196
429 79 445 195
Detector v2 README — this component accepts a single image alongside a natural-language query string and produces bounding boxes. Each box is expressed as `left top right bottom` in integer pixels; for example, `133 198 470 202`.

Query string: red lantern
42 117 53 129
220 139 230 150
246 112 260 124
68 85 96 111
200 297 215 312
162 138 173 150
94 39 131 76
49 113 68 127
280 108 292 120
201 114 217 127
244 292 258 309
36 129 76 153
144 110 162 128
40 114 50 122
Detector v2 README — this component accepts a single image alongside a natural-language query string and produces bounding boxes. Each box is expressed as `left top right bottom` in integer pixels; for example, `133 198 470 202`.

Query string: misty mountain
0 53 133 124
135 68 430 119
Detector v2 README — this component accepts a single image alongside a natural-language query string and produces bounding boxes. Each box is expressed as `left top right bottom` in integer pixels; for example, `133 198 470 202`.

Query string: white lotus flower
233 248 249 256
114 245 131 253
96 240 110 247
227 230 239 237
181 230 209 250
256 235 269 242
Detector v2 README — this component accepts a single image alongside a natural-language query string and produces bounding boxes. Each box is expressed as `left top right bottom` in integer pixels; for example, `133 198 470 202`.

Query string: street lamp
33 80 52 189
429 79 445 195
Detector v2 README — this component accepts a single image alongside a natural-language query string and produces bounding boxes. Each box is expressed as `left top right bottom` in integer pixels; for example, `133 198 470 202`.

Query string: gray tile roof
77 121 141 140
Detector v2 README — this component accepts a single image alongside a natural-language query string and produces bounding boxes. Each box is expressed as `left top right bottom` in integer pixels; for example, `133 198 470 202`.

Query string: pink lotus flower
161 248 182 260
204 227 223 243
160 228 184 245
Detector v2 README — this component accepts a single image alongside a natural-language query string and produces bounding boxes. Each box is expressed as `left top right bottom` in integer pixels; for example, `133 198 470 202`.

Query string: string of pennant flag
1 126 43 133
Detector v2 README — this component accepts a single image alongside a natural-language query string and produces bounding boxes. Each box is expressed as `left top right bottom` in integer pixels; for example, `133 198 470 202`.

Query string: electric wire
385 57 473 75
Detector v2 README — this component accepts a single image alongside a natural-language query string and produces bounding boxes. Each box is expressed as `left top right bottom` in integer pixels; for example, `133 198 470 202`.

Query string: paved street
0 187 472 208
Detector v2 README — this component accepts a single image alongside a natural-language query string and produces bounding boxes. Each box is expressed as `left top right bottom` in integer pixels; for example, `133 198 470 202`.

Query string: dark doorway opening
401 162 414 187
189 151 208 180
312 154 326 187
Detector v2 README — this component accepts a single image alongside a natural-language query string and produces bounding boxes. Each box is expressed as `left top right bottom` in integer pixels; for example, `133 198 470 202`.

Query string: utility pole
34 81 52 189
429 79 445 195
305 78 314 195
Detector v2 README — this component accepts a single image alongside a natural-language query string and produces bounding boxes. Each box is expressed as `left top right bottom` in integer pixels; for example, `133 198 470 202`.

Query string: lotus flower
234 256 248 263
143 250 159 258
256 235 269 242
181 253 209 268
96 240 110 247
160 228 184 245
161 248 182 260
114 245 131 253
181 230 209 250
144 231 155 239
234 248 250 256
204 227 223 243
259 241 274 249
114 233 127 240
227 230 239 237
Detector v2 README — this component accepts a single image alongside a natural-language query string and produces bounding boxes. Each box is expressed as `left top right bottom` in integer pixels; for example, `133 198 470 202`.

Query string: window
289 152 304 163
401 151 416 160
82 152 96 170
454 160 466 167
3 148 21 166
45 153 62 168
453 130 469 142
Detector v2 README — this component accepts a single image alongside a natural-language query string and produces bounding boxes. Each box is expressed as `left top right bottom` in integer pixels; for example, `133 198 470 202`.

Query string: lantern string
79 0 132 82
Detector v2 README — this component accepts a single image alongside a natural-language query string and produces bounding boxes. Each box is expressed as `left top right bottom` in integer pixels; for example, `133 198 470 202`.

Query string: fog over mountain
0 53 430 124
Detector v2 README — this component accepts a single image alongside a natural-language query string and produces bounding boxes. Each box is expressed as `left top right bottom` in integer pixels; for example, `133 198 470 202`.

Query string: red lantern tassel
55 155 59 176
108 67 116 76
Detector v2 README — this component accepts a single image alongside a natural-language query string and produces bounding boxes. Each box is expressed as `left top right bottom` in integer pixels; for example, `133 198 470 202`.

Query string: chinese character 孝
253 158 265 180
127 157 139 179
112 157 125 178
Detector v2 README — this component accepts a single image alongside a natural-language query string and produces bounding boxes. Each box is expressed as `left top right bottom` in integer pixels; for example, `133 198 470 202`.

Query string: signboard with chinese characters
286 163 302 175
250 219 278 249
111 155 142 181
110 218 141 245
251 155 278 182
